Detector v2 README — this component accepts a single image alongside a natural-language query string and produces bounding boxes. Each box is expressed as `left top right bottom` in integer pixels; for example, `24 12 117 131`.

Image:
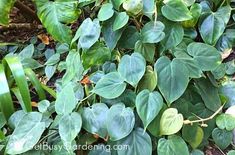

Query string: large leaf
92 72 127 99
161 0 192 22
118 53 146 87
199 6 231 45
81 103 109 139
55 83 77 115
219 81 235 107
116 128 152 155
187 42 222 71
212 128 233 150
106 103 135 141
6 112 46 154
141 21 165 44
136 89 164 129
59 112 82 151
158 135 189 155
35 0 80 44
0 0 16 25
72 18 101 49
160 108 184 135
154 56 189 104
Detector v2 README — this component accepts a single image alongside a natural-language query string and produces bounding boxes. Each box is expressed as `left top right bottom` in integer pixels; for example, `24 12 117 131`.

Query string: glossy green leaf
187 42 222 71
106 103 135 141
154 56 189 104
81 103 109 139
113 12 129 31
3 56 32 112
116 128 152 155
59 112 82 150
0 64 14 119
182 3 202 28
6 112 46 154
216 114 235 131
160 108 184 135
158 135 189 155
98 3 114 21
72 18 101 49
161 0 192 22
161 20 184 50
199 6 231 45
227 150 235 155
0 0 16 25
18 44 34 60
92 72 126 99
38 100 50 113
55 83 77 115
136 89 163 129
143 0 154 18
118 53 146 87
81 42 111 69
35 0 80 44
141 21 165 43
212 128 233 150
219 81 235 107
45 53 60 66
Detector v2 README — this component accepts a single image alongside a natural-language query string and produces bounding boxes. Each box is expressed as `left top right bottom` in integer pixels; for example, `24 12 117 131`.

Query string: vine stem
183 105 224 125
37 131 58 144
75 92 95 110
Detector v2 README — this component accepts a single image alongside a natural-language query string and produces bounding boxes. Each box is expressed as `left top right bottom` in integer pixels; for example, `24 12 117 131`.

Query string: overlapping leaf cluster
1 0 235 154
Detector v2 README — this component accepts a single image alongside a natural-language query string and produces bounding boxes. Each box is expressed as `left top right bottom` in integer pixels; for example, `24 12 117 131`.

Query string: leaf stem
75 92 95 110
183 105 224 125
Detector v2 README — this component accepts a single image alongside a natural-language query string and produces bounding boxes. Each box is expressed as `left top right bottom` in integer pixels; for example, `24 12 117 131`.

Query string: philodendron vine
1 0 235 154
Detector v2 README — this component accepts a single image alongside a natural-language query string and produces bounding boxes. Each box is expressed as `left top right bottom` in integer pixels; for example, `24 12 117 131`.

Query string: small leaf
106 103 135 141
123 0 143 16
212 128 233 150
136 89 164 129
113 12 129 31
118 53 146 87
45 53 60 66
98 3 114 21
18 44 34 60
160 108 184 135
92 72 126 99
158 135 189 155
216 114 235 131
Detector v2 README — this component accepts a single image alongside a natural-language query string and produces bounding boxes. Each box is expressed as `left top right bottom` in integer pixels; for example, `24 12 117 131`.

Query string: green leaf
35 0 80 44
55 83 77 115
143 0 155 18
123 0 143 16
0 113 6 128
6 112 46 154
118 53 146 87
134 40 155 62
137 66 157 92
113 12 129 31
59 112 82 150
45 53 60 66
136 89 164 129
18 44 34 60
194 78 221 112
154 56 189 104
116 128 152 155
110 0 124 10
161 0 192 22
161 20 184 50
216 114 235 131
212 128 233 150
92 72 126 99
98 3 114 21
182 124 204 149
0 64 14 119
187 42 222 71
191 150 204 155
158 135 189 155
141 21 165 43
227 150 235 155
106 103 135 141
38 100 50 113
199 6 231 45
219 81 235 107
3 56 32 112
182 3 202 28
81 103 109 139
81 42 111 69
160 108 184 135
0 0 16 25
72 18 101 49
102 16 124 50
118 26 140 49
45 65 56 80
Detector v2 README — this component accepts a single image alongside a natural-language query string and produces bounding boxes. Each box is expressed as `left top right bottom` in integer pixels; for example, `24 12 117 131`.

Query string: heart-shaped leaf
212 128 233 150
